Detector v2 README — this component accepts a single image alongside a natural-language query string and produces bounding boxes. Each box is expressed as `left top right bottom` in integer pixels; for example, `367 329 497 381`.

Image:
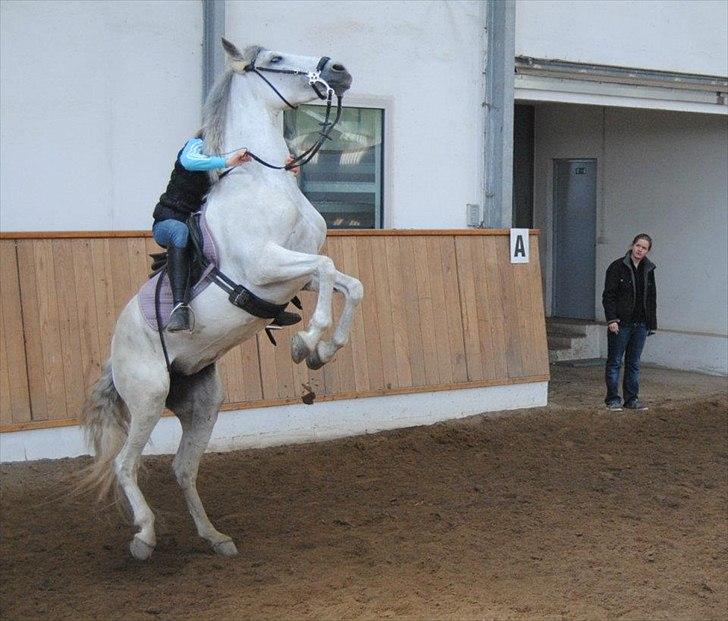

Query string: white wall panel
516 0 728 77
0 0 202 232
224 0 486 228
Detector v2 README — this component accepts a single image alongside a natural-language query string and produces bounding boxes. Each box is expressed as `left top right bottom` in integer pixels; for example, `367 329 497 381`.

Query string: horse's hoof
129 535 155 561
212 539 238 557
290 333 310 364
306 350 325 370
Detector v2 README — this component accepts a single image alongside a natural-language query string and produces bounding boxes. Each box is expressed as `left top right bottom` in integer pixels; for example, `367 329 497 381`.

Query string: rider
153 137 301 332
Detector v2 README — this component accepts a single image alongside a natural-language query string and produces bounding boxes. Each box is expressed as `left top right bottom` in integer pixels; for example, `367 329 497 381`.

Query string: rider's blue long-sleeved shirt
179 138 227 171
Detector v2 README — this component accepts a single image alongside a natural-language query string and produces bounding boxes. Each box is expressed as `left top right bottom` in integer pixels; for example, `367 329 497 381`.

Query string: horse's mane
202 45 263 181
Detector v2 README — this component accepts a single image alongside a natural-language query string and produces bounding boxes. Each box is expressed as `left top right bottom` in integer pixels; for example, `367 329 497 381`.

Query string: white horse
83 41 363 560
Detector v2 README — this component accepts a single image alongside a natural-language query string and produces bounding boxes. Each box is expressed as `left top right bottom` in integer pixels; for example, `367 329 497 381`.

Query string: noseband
220 53 343 175
245 54 333 109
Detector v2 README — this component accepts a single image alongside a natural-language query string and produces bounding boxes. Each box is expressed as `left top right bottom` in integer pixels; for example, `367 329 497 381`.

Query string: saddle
139 211 301 344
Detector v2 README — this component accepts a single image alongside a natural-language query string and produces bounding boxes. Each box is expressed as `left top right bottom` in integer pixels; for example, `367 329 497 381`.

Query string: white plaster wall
224 0 486 229
0 0 202 232
516 0 728 76
534 103 728 372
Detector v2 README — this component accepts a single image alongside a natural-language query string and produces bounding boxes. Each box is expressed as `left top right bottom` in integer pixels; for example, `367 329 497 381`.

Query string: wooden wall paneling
495 238 526 377
217 345 247 404
470 237 499 381
52 239 85 420
510 244 540 377
454 237 485 382
0 240 31 424
1 231 549 433
368 237 399 390
397 237 427 387
127 238 152 287
71 240 103 393
108 238 135 320
526 238 549 377
32 240 67 420
256 330 279 401
481 237 509 380
339 236 370 393
89 239 116 362
15 241 48 420
355 237 385 391
324 238 356 395
424 237 454 385
412 237 440 386
517 242 539 377
439 237 468 384
272 320 297 399
239 337 264 402
384 237 413 388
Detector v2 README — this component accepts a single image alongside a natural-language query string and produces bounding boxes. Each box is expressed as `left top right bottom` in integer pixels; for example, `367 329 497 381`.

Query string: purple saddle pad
138 212 219 330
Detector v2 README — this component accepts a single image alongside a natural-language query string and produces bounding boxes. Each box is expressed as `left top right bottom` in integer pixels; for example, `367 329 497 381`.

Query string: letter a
514 235 526 258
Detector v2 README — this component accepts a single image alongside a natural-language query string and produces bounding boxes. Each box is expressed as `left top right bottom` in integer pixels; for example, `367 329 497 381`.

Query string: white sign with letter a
510 228 529 263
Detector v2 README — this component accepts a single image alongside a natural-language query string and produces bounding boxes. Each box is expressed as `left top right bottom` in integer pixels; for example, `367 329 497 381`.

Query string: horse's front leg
304 270 364 370
250 244 336 364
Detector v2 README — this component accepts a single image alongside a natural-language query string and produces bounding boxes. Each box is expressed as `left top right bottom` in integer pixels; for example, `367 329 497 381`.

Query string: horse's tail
79 360 129 503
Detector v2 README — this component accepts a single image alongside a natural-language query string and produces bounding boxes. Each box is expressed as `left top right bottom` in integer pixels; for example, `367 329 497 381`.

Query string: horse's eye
270 56 283 64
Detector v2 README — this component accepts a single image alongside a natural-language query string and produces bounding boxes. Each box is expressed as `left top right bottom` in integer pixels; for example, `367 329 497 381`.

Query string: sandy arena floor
1 363 726 620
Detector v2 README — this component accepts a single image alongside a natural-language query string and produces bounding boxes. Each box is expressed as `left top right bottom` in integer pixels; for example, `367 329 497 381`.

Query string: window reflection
284 106 384 229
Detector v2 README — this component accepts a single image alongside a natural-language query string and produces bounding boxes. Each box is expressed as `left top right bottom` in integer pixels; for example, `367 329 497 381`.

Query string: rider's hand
285 154 300 176
226 149 252 168
608 321 620 334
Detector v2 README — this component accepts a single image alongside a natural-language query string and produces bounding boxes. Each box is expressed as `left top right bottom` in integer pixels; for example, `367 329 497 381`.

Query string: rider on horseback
153 137 301 332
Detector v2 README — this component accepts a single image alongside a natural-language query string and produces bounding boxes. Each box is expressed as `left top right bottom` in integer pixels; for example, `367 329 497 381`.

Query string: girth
186 213 301 320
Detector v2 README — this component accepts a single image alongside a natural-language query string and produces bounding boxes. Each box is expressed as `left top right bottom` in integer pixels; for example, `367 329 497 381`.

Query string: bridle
220 52 344 176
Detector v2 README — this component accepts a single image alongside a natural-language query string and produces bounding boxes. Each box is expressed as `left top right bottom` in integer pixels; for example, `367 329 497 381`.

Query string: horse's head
222 39 352 108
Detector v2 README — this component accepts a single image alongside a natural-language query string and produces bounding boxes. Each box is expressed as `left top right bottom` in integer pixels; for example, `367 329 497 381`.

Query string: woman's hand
285 155 300 176
226 149 252 167
608 321 620 334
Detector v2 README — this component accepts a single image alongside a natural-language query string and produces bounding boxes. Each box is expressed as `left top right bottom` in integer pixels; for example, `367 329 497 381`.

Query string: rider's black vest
153 148 212 224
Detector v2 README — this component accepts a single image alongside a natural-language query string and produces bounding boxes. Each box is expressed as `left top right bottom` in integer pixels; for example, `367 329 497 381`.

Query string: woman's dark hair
632 233 653 250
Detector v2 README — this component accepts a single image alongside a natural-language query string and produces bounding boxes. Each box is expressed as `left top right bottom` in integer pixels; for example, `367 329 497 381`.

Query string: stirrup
167 303 195 333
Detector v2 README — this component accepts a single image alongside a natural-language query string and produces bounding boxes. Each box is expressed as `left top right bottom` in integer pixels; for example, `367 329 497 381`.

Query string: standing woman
602 234 657 411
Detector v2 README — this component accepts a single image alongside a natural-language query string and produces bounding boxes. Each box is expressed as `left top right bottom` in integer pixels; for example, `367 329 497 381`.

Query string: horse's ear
221 37 244 61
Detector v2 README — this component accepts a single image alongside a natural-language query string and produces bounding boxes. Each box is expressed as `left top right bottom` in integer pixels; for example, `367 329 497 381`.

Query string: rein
219 54 343 178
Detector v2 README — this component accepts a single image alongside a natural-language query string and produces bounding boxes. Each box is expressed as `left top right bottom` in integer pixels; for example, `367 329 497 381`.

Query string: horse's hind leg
167 364 237 556
113 369 169 561
304 270 363 370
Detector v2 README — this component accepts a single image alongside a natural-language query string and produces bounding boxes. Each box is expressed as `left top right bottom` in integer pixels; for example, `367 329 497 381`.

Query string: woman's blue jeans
605 321 648 405
152 219 189 249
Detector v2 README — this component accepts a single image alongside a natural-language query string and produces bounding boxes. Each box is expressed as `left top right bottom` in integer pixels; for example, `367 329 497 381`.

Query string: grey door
553 159 597 319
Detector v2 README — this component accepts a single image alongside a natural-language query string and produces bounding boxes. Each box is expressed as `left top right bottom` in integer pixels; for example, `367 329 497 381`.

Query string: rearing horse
83 41 363 560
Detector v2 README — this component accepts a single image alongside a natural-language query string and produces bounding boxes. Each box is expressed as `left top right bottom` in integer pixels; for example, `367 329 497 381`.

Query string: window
284 105 384 229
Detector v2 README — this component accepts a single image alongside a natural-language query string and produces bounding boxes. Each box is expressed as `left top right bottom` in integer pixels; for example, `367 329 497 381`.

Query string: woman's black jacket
153 147 211 224
602 254 657 333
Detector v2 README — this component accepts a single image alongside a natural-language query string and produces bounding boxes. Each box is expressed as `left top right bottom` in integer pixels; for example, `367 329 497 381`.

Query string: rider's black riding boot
166 245 193 332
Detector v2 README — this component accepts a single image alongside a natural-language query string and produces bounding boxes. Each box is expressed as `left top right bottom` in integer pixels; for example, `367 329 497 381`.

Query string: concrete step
546 325 587 339
547 335 573 350
545 317 604 363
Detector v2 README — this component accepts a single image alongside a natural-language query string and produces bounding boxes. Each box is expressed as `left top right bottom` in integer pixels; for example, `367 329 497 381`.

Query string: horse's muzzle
321 61 352 97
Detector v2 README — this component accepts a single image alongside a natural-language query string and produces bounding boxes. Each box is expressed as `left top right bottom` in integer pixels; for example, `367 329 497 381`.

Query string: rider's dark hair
631 233 653 250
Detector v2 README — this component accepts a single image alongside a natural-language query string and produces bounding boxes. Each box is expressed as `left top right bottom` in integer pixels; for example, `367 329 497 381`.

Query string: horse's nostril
332 64 345 72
